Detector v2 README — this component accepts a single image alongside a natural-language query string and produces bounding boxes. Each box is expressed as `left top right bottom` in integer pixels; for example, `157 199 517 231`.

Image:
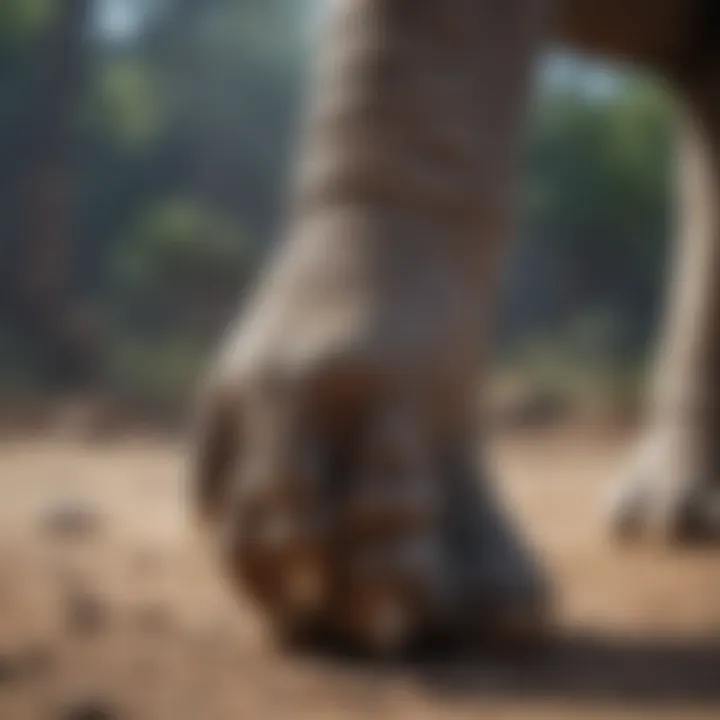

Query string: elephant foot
194 368 548 653
607 426 720 544
210 403 548 656
192 221 548 655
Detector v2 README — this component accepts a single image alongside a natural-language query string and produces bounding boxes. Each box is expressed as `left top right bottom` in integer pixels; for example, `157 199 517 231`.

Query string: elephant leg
609 71 720 542
192 0 554 655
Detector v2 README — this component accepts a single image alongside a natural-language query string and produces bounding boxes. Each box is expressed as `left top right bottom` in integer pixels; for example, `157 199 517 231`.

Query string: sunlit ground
0 425 718 719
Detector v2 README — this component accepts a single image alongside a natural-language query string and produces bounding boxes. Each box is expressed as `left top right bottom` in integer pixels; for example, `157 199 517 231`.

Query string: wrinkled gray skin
192 0 720 654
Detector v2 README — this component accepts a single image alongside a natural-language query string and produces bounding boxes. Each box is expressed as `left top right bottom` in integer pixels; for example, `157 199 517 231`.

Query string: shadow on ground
315 632 720 708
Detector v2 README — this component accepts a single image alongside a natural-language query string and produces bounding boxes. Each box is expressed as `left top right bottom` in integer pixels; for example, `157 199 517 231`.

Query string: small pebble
65 588 108 637
0 645 53 684
40 503 104 541
57 698 118 720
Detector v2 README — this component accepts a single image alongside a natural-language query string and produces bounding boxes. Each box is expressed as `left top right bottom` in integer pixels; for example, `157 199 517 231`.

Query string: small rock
57 698 118 720
40 503 104 541
0 646 53 685
0 653 24 685
65 588 107 637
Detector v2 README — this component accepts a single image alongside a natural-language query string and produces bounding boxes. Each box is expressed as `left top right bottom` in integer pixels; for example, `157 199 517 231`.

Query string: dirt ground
0 427 718 719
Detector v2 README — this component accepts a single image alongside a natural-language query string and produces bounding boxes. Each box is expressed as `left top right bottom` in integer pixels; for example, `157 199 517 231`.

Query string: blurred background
0 0 674 428
4 5 720 719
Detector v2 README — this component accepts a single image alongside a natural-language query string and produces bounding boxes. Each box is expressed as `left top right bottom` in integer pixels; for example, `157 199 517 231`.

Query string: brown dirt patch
0 428 717 719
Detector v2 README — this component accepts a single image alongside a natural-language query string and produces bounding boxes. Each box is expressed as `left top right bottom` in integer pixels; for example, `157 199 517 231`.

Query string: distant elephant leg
609 70 720 542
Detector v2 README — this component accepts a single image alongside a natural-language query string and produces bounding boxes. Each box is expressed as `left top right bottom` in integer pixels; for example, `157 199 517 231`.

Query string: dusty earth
0 427 718 719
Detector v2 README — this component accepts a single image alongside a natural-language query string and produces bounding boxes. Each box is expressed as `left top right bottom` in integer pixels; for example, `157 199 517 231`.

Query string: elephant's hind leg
609 70 720 542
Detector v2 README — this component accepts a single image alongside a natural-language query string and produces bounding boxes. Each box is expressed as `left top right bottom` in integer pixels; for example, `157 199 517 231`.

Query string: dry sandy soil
0 427 718 719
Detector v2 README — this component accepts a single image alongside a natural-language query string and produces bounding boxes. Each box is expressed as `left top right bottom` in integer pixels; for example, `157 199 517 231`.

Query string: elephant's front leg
610 74 720 542
193 0 552 654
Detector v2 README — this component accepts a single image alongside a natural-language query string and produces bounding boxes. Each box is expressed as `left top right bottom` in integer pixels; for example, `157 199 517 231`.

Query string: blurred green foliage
115 199 249 296
89 59 162 148
0 0 54 44
502 71 674 382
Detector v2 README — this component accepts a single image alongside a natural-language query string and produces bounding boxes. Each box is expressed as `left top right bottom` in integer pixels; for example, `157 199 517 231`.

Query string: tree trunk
15 0 95 391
